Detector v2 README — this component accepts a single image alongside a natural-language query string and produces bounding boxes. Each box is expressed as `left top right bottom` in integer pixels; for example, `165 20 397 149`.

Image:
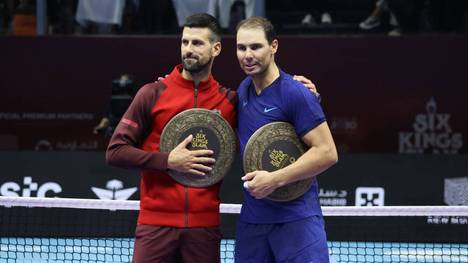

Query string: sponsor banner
1 152 467 241
1 152 466 204
0 152 139 200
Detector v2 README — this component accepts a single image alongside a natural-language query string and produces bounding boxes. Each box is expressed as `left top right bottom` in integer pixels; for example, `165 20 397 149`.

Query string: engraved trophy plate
160 108 236 187
243 122 313 201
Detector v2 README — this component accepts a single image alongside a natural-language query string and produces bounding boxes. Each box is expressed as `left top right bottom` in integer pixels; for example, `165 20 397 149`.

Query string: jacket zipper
193 83 199 108
185 83 199 227
184 187 188 227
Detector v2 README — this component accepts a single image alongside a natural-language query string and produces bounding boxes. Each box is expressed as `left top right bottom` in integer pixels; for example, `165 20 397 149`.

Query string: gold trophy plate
243 122 313 201
160 108 236 187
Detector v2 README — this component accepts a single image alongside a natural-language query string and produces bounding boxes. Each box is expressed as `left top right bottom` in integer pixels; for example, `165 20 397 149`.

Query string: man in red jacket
106 13 236 262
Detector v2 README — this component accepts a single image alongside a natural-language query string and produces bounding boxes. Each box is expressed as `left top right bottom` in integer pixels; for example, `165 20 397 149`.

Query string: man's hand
293 75 320 99
93 117 110 134
242 170 278 199
157 74 169 81
167 135 215 176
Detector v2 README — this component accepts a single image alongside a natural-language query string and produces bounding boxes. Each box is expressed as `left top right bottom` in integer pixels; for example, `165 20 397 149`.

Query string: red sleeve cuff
149 152 169 171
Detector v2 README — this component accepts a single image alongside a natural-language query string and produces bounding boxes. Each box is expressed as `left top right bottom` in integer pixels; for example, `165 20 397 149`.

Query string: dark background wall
1 36 467 153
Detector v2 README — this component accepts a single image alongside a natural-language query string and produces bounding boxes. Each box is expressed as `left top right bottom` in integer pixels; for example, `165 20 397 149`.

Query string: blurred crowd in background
1 0 467 37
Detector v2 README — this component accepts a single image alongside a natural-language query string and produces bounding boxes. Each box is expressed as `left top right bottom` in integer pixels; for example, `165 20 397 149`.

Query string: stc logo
0 177 62 197
355 187 385 206
92 179 137 200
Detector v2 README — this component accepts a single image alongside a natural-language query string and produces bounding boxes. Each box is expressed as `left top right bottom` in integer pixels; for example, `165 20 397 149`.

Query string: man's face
181 27 218 74
236 27 277 76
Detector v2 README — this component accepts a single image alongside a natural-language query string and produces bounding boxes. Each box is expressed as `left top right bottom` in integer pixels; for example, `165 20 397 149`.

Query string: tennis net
1 197 467 262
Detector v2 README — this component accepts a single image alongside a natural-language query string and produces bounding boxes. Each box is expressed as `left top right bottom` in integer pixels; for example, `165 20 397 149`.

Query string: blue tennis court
1 238 467 262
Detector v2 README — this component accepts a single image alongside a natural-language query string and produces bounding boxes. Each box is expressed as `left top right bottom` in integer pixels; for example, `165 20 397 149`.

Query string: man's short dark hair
236 16 276 44
183 13 221 43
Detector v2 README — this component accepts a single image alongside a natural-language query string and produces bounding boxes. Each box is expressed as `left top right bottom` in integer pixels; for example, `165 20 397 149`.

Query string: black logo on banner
355 187 385 206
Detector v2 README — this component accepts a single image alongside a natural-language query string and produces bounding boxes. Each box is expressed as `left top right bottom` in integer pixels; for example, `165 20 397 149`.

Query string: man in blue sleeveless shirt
235 16 338 263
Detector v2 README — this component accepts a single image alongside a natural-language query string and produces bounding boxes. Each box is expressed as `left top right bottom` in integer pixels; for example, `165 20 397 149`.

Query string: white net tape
1 196 468 216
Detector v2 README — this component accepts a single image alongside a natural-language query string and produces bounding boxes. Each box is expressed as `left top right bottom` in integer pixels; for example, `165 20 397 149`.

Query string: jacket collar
168 64 217 90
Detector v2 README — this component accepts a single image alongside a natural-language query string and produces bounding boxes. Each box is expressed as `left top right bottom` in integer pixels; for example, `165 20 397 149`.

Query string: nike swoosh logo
264 107 278 113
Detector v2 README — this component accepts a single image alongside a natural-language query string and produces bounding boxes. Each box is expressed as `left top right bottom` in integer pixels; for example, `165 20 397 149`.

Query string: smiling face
181 27 220 74
236 27 278 77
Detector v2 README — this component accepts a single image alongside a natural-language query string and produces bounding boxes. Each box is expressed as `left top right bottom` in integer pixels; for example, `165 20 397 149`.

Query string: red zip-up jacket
106 65 237 227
